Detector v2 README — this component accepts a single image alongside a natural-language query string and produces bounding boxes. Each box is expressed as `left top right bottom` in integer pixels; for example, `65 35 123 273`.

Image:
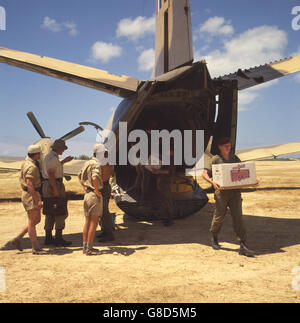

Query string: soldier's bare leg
27 209 46 254
83 216 90 249
27 209 41 244
87 215 99 244
5 208 41 252
84 215 101 255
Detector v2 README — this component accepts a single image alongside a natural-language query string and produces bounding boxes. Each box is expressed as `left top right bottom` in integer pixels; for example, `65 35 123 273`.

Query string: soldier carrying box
202 137 255 257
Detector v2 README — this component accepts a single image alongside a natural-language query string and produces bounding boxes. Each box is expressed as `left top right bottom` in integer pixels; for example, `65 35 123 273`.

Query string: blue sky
0 0 299 157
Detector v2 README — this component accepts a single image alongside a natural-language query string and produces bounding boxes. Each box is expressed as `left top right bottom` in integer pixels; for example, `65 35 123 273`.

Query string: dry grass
0 160 300 303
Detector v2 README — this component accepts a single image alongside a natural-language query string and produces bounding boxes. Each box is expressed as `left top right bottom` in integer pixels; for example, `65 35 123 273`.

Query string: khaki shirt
78 157 103 191
206 154 241 178
42 150 63 179
19 157 42 190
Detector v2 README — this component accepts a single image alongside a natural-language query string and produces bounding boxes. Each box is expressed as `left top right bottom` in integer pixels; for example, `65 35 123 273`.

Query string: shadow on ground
2 201 300 256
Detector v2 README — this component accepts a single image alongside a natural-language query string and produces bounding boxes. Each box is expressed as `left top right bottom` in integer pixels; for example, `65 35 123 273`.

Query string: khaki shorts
21 191 41 212
84 191 103 217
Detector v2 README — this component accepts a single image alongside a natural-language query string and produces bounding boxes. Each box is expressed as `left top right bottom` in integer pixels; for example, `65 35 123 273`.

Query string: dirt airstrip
0 160 300 303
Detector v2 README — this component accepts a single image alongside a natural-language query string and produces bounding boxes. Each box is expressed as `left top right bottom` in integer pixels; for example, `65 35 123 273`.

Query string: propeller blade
79 121 103 131
27 111 47 138
59 126 85 141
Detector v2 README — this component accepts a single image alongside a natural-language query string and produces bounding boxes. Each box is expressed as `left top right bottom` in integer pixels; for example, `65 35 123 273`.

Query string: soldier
146 149 175 226
42 139 73 247
5 144 45 254
202 137 255 257
127 119 159 200
78 144 103 255
96 144 115 242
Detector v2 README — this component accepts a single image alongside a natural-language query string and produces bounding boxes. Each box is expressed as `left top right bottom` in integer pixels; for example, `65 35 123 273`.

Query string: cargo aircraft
1 0 300 219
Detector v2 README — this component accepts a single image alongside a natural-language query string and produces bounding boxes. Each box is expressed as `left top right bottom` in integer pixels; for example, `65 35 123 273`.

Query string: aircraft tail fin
152 0 194 78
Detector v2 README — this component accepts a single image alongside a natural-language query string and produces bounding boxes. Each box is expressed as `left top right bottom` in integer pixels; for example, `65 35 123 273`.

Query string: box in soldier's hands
212 161 258 189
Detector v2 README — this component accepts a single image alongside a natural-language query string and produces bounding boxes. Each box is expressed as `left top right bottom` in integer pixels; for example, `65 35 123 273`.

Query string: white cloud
116 15 155 41
41 16 78 36
196 24 287 111
199 16 234 36
138 48 155 71
63 22 79 36
237 80 279 111
90 41 122 64
201 25 287 78
238 91 259 108
42 16 62 32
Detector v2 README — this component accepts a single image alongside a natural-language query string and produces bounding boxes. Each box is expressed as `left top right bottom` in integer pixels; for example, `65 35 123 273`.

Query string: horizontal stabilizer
236 142 300 161
0 47 139 98
215 55 300 90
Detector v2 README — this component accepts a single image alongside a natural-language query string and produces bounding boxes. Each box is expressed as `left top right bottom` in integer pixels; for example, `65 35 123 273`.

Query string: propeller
79 121 103 143
79 121 103 131
59 126 85 141
27 111 47 138
27 111 85 142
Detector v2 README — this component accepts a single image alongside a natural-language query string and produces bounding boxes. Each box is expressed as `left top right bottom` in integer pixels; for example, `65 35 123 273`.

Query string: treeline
74 155 91 160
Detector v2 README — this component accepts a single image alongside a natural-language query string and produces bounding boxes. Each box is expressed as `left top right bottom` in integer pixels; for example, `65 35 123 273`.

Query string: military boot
54 230 72 247
44 231 54 246
239 241 255 257
211 234 221 250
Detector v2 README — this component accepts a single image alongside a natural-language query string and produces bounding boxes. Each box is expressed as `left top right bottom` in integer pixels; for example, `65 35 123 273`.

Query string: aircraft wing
63 160 85 176
0 157 85 176
215 55 300 90
0 46 139 98
236 142 300 161
0 157 23 172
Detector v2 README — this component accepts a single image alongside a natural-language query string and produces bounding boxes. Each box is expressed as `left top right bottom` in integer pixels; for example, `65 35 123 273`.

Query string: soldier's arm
93 177 102 199
61 156 74 164
202 169 220 191
77 170 86 191
48 169 60 197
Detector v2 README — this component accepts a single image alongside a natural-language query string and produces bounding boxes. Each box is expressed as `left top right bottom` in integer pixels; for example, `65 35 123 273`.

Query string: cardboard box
212 161 257 189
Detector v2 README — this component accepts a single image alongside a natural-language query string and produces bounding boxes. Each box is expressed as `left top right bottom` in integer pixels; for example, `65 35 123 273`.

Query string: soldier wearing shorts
5 145 45 254
42 139 73 246
78 144 103 255
202 137 255 257
97 144 115 242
